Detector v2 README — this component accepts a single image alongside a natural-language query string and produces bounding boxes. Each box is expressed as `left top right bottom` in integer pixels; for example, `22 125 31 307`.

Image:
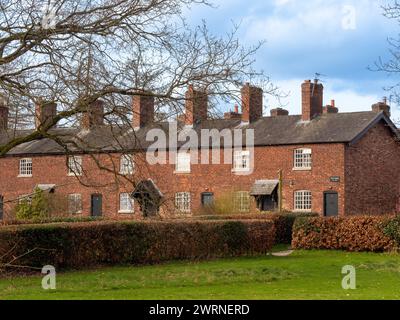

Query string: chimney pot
234 104 239 114
331 99 335 108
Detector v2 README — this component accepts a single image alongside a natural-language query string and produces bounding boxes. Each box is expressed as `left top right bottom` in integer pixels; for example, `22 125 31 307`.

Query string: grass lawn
1 248 400 300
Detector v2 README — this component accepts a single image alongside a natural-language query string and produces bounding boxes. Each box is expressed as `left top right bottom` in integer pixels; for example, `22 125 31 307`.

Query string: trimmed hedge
292 216 398 252
0 220 275 270
194 212 318 244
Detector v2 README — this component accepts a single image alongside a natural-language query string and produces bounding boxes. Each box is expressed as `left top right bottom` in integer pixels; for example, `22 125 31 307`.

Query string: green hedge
292 216 399 252
0 220 275 270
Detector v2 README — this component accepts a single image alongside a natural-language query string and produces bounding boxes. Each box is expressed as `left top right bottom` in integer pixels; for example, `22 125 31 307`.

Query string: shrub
15 188 50 220
0 220 275 270
292 216 397 252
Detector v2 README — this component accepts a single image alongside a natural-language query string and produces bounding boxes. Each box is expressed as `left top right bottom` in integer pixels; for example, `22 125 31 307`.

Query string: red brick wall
0 143 346 218
345 120 400 215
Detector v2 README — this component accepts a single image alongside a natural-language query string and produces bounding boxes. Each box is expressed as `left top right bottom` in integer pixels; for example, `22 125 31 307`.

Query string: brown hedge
0 220 275 270
292 216 397 252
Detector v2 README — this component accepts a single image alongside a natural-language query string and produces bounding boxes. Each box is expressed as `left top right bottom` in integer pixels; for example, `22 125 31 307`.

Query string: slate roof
0 111 398 156
250 180 279 196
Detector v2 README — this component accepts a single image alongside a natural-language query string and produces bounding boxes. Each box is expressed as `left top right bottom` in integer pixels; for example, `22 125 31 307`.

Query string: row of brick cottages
0 80 399 219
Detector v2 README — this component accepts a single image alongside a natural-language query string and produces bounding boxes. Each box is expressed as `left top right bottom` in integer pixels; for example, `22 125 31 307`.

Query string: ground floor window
119 193 134 213
294 190 312 211
68 194 82 214
234 191 250 212
175 192 191 213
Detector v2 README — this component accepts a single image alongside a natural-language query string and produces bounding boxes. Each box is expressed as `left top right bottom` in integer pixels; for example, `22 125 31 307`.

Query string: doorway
91 194 103 217
324 192 338 217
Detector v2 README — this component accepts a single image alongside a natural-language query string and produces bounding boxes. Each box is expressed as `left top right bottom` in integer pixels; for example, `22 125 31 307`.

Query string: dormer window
294 148 312 170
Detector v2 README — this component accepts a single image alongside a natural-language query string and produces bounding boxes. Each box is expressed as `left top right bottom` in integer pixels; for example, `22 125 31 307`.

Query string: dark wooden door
201 193 214 207
91 194 103 217
324 192 338 217
0 195 3 220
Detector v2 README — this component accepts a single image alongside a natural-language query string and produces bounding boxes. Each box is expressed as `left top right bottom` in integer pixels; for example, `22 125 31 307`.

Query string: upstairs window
68 194 82 215
294 191 312 212
19 158 32 177
234 191 250 212
294 148 312 169
233 150 250 172
119 193 134 213
68 156 83 176
175 152 191 173
175 192 191 213
120 154 134 175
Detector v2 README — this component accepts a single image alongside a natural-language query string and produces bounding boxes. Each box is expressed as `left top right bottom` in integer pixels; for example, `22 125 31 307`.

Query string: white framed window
19 158 32 177
233 150 250 172
68 156 83 176
175 152 191 173
120 154 134 175
175 192 191 213
294 190 312 212
234 191 250 212
68 194 82 214
294 148 312 170
119 193 134 213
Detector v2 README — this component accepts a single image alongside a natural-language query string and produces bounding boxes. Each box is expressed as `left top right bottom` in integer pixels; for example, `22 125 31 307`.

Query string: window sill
174 171 191 174
118 210 134 214
120 172 134 176
294 209 312 213
293 167 312 171
232 169 251 173
18 174 32 178
68 173 82 177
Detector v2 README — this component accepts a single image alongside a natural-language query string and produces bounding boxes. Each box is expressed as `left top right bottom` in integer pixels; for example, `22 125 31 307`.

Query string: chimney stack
302 79 323 121
224 104 242 120
372 98 391 117
184 85 208 126
0 97 8 131
241 83 263 123
133 93 155 129
270 108 289 117
35 100 57 129
323 99 339 114
81 99 104 130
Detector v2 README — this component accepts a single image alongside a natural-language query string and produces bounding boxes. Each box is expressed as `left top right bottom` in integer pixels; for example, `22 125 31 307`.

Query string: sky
184 0 400 121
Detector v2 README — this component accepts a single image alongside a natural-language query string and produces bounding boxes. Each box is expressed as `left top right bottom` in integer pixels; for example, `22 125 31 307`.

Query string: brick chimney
241 83 263 123
302 79 323 121
0 97 8 131
224 104 242 120
35 100 57 129
184 85 208 126
323 99 339 114
372 97 391 117
81 99 104 129
133 93 154 128
270 108 289 117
